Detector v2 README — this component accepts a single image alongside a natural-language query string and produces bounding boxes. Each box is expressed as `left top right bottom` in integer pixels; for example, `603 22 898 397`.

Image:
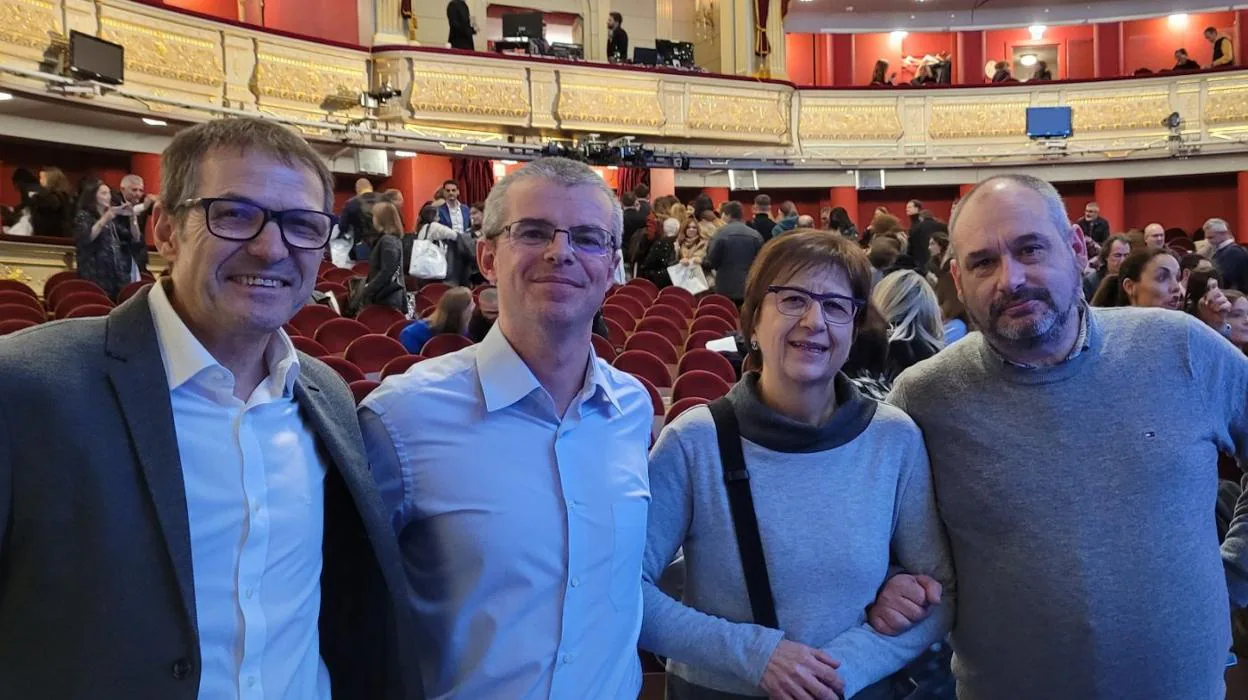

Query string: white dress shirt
360 324 652 700
447 203 465 233
148 282 331 700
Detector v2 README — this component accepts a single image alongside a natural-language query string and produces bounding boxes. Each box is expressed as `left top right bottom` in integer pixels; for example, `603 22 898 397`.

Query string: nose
798 297 826 331
997 254 1027 293
244 219 291 264
542 231 576 265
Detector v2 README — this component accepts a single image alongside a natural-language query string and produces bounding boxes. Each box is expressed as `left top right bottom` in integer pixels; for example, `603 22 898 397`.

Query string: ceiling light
0 92 12 102
394 150 417 158
1020 54 1038 67
141 117 167 126
890 30 909 41
1029 25 1046 40
1169 13 1189 28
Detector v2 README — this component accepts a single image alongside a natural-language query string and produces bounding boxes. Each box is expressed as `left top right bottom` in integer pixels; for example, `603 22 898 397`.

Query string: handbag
409 225 448 280
668 262 711 296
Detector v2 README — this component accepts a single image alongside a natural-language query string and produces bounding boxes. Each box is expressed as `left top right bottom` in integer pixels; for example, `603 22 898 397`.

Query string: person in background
910 62 937 86
1183 268 1234 332
399 287 474 355
692 194 723 239
1224 289 1248 352
466 286 499 343
868 236 902 288
607 12 629 63
870 59 895 86
1143 222 1166 250
436 180 472 234
1179 252 1216 288
1205 217 1248 292
446 0 476 51
360 157 651 699
749 193 776 241
1030 60 1052 81
1206 26 1235 68
819 206 832 231
770 201 799 238
641 231 954 699
906 208 945 274
1174 48 1201 70
114 174 156 276
638 217 680 288
927 231 950 279
1075 201 1110 245
828 206 858 241
934 264 968 343
0 115 421 700
1085 234 1130 299
73 178 138 301
886 173 1248 699
677 216 708 267
30 166 74 238
872 269 946 380
1090 248 1182 309
990 61 1012 83
339 177 378 260
406 204 461 285
621 192 649 269
794 214 816 229
359 201 408 313
705 201 764 304
633 183 651 218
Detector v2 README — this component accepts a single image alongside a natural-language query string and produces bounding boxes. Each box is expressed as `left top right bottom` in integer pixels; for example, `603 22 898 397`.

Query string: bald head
355 177 373 195
1143 222 1166 250
950 175 1073 255
796 214 815 228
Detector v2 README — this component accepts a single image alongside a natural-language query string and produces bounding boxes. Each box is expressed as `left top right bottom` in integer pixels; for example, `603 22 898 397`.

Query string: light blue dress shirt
148 281 331 700
360 324 652 700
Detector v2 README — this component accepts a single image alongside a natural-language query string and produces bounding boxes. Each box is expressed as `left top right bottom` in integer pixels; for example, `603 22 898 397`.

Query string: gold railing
3 0 1248 168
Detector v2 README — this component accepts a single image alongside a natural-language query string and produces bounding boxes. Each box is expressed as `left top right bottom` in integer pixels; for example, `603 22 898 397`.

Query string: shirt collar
476 324 621 415
1218 238 1236 251
147 280 300 397
1000 302 1090 370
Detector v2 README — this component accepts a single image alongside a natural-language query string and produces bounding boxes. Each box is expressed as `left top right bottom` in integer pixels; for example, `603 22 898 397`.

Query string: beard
971 278 1079 351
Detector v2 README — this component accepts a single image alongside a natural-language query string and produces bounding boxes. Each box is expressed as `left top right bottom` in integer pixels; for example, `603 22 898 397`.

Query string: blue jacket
437 202 472 233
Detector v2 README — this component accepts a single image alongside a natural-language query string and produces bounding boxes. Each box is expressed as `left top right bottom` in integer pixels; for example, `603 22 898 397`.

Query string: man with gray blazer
705 200 764 304
0 118 422 699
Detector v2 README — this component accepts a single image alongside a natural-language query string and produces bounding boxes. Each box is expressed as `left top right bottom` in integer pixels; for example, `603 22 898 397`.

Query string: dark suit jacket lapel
103 287 198 633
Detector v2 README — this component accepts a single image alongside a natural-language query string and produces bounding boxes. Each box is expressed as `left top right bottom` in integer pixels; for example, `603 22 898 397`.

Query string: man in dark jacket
446 0 476 51
749 193 776 241
607 12 629 62
1075 201 1110 245
621 192 648 266
906 210 947 274
1206 217 1248 292
705 201 763 303
338 178 379 259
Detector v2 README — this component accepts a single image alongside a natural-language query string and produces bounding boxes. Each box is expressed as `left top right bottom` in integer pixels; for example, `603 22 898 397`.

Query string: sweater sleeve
639 418 785 687
1189 317 1248 606
816 431 956 697
421 222 460 242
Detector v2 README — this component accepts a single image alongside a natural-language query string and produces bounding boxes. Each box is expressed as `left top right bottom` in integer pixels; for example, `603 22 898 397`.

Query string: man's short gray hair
949 174 1072 253
482 157 624 248
1203 217 1229 233
161 117 334 216
120 174 144 188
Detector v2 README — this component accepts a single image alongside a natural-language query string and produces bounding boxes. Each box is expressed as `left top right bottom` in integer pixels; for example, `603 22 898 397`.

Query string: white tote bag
409 225 448 280
667 263 710 295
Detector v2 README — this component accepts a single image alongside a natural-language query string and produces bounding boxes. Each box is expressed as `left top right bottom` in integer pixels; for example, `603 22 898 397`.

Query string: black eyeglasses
181 197 336 250
767 285 864 325
501 220 615 257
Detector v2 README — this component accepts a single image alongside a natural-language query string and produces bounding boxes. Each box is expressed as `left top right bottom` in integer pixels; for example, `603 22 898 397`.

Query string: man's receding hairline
950 175 1072 250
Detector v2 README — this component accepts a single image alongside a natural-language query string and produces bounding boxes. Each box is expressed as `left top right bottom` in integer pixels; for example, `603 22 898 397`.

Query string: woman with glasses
641 231 954 700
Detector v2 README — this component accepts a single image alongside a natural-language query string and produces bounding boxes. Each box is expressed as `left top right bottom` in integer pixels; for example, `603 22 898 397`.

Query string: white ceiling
785 0 1248 33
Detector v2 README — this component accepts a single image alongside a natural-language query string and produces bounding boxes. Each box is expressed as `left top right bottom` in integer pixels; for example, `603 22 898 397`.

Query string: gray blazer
0 288 423 699
705 221 764 302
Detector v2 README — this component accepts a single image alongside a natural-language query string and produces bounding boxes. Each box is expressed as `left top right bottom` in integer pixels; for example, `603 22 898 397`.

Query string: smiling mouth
788 340 828 353
228 274 291 289
533 277 580 286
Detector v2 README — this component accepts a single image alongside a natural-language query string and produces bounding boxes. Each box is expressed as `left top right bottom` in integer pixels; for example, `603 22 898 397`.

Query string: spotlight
1162 112 1182 129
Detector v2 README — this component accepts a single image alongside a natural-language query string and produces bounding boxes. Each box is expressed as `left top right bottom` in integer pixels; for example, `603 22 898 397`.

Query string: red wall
983 25 1095 80
1122 12 1235 73
1124 173 1237 233
786 33 816 87
162 0 236 20
263 0 359 46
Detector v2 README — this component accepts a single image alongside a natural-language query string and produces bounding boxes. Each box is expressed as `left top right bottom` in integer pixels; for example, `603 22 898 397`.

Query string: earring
750 339 759 351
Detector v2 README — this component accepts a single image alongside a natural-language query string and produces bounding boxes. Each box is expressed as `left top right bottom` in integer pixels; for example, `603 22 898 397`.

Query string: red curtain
755 0 770 57
617 168 650 198
451 158 495 206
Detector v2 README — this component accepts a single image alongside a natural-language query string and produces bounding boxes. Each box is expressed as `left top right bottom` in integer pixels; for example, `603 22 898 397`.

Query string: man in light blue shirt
361 157 653 699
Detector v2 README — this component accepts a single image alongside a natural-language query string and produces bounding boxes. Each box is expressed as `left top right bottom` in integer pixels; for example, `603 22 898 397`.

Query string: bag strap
707 397 779 629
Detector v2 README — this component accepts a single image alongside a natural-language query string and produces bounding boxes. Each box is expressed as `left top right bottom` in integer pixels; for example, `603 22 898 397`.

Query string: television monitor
633 47 659 66
69 30 124 85
1026 106 1073 139
502 12 543 40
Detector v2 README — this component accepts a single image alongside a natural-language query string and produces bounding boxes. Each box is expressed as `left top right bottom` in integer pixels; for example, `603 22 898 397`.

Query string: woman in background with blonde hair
677 216 708 266
871 269 945 380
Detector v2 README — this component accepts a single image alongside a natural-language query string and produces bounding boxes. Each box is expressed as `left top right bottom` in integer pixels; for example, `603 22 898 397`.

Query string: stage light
1029 25 1046 40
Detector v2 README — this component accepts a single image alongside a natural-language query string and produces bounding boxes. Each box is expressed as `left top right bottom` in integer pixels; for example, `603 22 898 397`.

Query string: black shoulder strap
707 397 778 629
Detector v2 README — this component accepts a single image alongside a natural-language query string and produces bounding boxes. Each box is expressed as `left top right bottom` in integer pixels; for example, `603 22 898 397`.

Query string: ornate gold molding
687 92 788 137
254 51 364 107
0 0 60 54
409 69 530 120
1068 92 1170 132
929 100 1027 139
557 83 664 129
98 17 223 88
799 102 902 141
1204 83 1248 125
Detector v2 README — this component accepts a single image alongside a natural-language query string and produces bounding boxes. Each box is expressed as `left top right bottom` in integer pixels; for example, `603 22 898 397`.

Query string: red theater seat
291 304 339 337
349 379 380 404
380 354 426 379
0 291 43 312
314 318 371 355
0 318 37 336
677 348 737 384
613 349 673 388
0 304 45 325
0 280 37 299
624 331 679 365
421 333 473 358
291 336 330 357
344 334 408 374
665 396 709 425
672 370 732 402
356 305 408 334
319 356 366 384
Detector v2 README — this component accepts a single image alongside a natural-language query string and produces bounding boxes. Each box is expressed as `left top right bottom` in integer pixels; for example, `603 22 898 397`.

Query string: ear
950 258 965 301
1069 224 1089 271
152 201 180 264
476 237 498 284
1122 277 1137 303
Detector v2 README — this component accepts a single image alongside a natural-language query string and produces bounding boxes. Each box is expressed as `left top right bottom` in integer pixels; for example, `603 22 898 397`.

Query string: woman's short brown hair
372 200 404 237
740 229 873 365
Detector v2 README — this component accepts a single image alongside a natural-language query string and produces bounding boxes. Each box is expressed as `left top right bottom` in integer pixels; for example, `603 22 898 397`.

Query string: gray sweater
889 306 1248 700
641 374 955 698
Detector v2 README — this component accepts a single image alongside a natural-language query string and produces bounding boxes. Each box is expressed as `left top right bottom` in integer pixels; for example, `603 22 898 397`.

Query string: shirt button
562 654 574 664
570 577 580 588
171 658 192 680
